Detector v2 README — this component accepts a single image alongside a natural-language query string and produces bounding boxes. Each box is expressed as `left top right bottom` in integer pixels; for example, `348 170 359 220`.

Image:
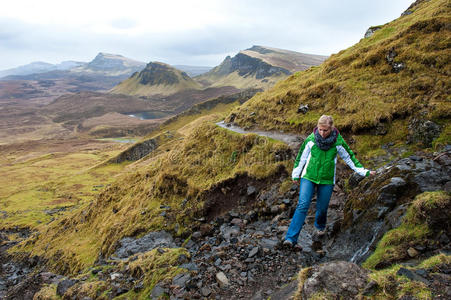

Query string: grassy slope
0 141 131 230
20 121 291 274
292 2 451 298
111 63 201 97
201 70 287 90
362 191 450 299
11 92 288 276
228 0 450 140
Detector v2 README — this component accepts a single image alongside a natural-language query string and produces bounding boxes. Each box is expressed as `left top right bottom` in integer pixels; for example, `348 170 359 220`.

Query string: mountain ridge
2 0 450 299
195 45 328 90
0 60 85 78
70 52 146 76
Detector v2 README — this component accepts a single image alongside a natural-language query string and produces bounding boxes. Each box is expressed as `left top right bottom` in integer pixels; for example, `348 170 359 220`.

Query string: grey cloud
0 0 413 70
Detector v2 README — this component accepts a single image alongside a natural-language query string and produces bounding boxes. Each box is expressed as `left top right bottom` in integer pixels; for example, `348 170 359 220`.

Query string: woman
284 115 375 249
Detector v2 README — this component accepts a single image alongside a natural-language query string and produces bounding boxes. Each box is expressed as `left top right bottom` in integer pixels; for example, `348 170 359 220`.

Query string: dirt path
216 121 303 149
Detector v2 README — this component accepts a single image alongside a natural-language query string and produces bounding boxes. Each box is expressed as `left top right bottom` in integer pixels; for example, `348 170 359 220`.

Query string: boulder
407 118 441 147
56 279 77 296
247 185 257 196
364 26 382 38
413 169 450 192
297 104 309 114
150 283 167 299
377 177 407 207
172 272 191 288
220 224 240 241
300 261 369 299
114 231 175 259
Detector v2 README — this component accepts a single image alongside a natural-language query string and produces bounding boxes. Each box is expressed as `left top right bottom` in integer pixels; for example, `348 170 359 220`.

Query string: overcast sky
0 0 414 70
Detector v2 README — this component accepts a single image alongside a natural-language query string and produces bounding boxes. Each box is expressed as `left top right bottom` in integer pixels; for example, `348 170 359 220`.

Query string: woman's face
318 124 332 138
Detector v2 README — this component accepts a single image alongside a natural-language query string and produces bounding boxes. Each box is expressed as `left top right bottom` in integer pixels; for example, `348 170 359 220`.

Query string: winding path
216 121 303 149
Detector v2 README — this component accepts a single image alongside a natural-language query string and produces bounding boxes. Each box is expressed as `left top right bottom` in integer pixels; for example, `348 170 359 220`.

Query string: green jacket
292 130 369 184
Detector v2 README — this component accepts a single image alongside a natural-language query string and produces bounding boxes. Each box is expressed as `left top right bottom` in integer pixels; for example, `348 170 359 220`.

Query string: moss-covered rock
363 191 450 269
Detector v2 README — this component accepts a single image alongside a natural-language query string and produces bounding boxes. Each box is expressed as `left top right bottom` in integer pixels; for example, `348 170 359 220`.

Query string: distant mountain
173 65 213 77
0 53 148 100
0 61 85 78
70 52 146 76
111 62 202 97
195 45 328 89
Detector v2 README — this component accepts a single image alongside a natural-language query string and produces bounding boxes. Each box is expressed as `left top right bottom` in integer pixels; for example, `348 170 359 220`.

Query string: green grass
117 247 189 299
363 191 450 269
0 148 131 229
367 264 432 299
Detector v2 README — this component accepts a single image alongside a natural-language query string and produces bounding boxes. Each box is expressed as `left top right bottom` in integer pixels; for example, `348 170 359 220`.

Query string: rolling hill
111 62 202 97
3 1 450 299
226 2 450 140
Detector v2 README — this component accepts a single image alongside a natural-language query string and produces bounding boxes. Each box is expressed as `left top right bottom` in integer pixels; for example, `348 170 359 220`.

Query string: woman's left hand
369 171 376 176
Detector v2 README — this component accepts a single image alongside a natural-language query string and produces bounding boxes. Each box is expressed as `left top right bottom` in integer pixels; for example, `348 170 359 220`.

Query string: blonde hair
318 115 334 127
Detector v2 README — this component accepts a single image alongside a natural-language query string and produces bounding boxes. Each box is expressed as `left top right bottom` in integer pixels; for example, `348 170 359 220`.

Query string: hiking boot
282 240 293 249
314 228 326 238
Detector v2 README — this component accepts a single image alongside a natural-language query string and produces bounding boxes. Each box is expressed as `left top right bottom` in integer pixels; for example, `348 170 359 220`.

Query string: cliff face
211 53 291 79
195 46 327 90
2 1 450 299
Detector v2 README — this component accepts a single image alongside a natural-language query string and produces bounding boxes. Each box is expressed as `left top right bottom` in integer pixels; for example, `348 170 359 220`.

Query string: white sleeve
292 141 314 180
337 145 369 177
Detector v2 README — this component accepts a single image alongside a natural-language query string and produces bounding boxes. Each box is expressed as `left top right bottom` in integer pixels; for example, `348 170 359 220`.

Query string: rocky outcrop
113 231 176 259
137 62 189 85
195 46 327 89
328 150 451 264
407 116 441 147
111 62 201 96
364 26 382 38
297 261 369 299
214 53 291 79
108 138 158 163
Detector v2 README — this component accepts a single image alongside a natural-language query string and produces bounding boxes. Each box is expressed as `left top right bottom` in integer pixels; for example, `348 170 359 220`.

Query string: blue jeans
285 178 334 243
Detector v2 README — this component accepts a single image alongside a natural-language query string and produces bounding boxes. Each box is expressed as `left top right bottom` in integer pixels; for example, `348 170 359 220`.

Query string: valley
1 0 450 299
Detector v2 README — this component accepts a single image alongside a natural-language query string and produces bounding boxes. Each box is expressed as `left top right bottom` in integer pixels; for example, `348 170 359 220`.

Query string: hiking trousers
285 178 334 243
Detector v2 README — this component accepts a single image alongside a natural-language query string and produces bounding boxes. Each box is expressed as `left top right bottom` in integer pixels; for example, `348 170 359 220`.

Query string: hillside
1 1 450 299
195 45 327 90
111 62 202 97
226 1 450 145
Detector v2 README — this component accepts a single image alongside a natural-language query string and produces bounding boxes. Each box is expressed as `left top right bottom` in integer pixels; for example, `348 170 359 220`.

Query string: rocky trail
216 121 303 150
1 123 450 299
